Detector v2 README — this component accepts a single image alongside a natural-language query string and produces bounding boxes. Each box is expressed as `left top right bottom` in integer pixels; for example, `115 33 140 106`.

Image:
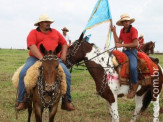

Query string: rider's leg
59 59 75 111
17 56 38 110
123 49 138 98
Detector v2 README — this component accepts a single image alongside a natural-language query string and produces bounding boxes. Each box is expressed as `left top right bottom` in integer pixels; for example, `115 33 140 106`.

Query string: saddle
112 50 158 86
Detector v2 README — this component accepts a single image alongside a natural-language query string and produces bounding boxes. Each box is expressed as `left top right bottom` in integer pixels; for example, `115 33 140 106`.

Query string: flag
84 0 112 50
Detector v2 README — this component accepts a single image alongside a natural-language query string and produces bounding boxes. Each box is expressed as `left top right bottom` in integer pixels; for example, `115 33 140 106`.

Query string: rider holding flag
111 13 139 99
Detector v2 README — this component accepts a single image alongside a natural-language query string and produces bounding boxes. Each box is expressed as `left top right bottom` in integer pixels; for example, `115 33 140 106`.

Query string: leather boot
61 102 75 111
16 102 26 111
127 83 139 99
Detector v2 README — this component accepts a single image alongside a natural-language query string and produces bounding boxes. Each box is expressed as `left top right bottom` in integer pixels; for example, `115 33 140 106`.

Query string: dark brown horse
27 44 62 122
139 41 155 55
66 33 163 122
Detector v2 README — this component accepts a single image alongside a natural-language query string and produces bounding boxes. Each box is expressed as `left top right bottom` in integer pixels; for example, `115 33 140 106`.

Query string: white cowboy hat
34 14 54 26
116 13 135 26
140 34 144 37
61 27 69 32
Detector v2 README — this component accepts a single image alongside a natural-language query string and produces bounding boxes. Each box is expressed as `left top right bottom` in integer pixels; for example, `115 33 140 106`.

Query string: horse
139 41 155 55
27 44 62 122
66 33 163 122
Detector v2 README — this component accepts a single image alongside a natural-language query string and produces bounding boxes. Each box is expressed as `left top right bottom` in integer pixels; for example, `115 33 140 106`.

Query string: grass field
0 49 163 122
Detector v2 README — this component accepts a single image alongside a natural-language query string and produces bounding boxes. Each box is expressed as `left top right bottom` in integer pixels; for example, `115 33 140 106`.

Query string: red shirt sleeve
57 31 67 46
131 27 138 40
119 28 123 40
27 30 37 49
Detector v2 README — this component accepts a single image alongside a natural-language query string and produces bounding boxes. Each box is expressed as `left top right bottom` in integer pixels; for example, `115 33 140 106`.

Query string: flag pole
110 19 117 50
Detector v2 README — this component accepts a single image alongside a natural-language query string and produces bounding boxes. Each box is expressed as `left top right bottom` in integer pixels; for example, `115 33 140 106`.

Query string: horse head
149 41 155 54
66 33 92 68
40 44 59 92
141 41 155 55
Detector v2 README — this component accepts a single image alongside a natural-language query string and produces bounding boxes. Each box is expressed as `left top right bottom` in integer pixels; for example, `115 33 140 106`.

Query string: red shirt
119 26 138 44
27 28 67 57
138 37 144 45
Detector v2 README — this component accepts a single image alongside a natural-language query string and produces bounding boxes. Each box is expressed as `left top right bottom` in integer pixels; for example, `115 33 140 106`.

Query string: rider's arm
121 39 138 48
111 26 122 44
115 39 138 48
60 44 68 62
28 45 43 60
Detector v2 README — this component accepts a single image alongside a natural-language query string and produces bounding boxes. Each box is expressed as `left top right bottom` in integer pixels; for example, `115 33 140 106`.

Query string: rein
67 38 116 69
38 55 61 108
66 39 116 95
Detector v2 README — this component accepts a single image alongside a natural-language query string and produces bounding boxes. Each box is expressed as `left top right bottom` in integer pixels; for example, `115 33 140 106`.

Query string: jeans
59 59 72 103
123 49 138 84
18 56 72 103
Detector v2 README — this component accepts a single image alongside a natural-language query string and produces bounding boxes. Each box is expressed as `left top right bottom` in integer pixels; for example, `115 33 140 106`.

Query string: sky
0 0 163 52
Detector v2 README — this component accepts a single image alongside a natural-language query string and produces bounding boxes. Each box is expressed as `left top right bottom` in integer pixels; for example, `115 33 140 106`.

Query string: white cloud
0 0 163 52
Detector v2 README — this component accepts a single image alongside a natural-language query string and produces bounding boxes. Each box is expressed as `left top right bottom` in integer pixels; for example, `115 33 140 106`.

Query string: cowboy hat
140 34 144 37
61 27 69 32
116 13 135 26
34 14 54 26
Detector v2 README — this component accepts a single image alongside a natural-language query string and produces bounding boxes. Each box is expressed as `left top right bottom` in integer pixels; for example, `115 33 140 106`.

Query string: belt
123 47 136 51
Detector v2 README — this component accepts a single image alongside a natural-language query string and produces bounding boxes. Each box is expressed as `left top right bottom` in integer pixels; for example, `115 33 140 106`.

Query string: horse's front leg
33 103 43 122
130 88 147 122
49 103 59 122
27 102 32 122
152 95 160 122
108 94 119 122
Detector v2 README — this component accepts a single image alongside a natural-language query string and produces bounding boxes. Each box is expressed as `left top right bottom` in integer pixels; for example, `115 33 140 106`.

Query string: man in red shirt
111 13 139 98
138 34 144 49
16 14 75 111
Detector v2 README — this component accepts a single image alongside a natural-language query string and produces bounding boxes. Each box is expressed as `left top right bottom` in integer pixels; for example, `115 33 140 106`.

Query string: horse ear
40 44 47 55
79 32 84 41
54 44 62 55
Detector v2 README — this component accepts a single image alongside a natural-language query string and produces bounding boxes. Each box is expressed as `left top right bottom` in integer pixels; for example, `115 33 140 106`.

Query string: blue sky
0 0 163 52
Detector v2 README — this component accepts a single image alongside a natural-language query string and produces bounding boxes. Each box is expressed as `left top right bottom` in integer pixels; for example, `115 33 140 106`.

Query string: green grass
0 49 163 122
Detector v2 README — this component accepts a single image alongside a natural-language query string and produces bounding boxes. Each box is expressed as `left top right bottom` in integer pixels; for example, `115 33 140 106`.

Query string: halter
38 54 61 108
41 54 58 61
66 39 86 67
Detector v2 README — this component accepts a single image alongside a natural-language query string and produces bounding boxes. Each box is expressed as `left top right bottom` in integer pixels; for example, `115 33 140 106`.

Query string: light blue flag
84 0 112 30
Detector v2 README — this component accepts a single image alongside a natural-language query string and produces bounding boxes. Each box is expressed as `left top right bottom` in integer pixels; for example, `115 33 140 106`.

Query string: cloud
0 0 163 52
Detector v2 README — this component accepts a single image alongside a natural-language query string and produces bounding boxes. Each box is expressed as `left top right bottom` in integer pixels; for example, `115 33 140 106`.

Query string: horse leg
33 103 43 122
130 89 147 122
108 94 119 122
49 103 59 122
27 103 32 122
152 95 160 122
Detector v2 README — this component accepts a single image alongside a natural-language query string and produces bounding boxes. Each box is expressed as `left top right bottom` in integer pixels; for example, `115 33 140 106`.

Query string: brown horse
27 44 62 122
66 33 163 122
139 41 155 55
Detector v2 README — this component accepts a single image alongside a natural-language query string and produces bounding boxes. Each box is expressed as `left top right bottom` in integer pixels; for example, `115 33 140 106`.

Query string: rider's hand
111 25 116 32
60 54 66 63
115 43 122 48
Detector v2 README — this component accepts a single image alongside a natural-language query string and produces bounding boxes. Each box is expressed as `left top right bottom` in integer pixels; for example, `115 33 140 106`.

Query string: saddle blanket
112 50 158 78
12 61 67 95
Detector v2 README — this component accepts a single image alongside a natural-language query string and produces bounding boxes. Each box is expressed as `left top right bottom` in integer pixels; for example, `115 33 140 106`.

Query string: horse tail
158 64 163 84
141 89 152 112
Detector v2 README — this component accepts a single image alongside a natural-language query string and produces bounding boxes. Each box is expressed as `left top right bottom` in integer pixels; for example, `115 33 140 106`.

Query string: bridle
66 39 86 68
38 54 61 108
66 38 116 96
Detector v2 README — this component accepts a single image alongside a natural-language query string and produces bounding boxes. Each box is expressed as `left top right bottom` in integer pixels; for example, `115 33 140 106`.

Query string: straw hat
116 13 135 26
34 14 54 26
139 34 144 37
61 27 69 32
